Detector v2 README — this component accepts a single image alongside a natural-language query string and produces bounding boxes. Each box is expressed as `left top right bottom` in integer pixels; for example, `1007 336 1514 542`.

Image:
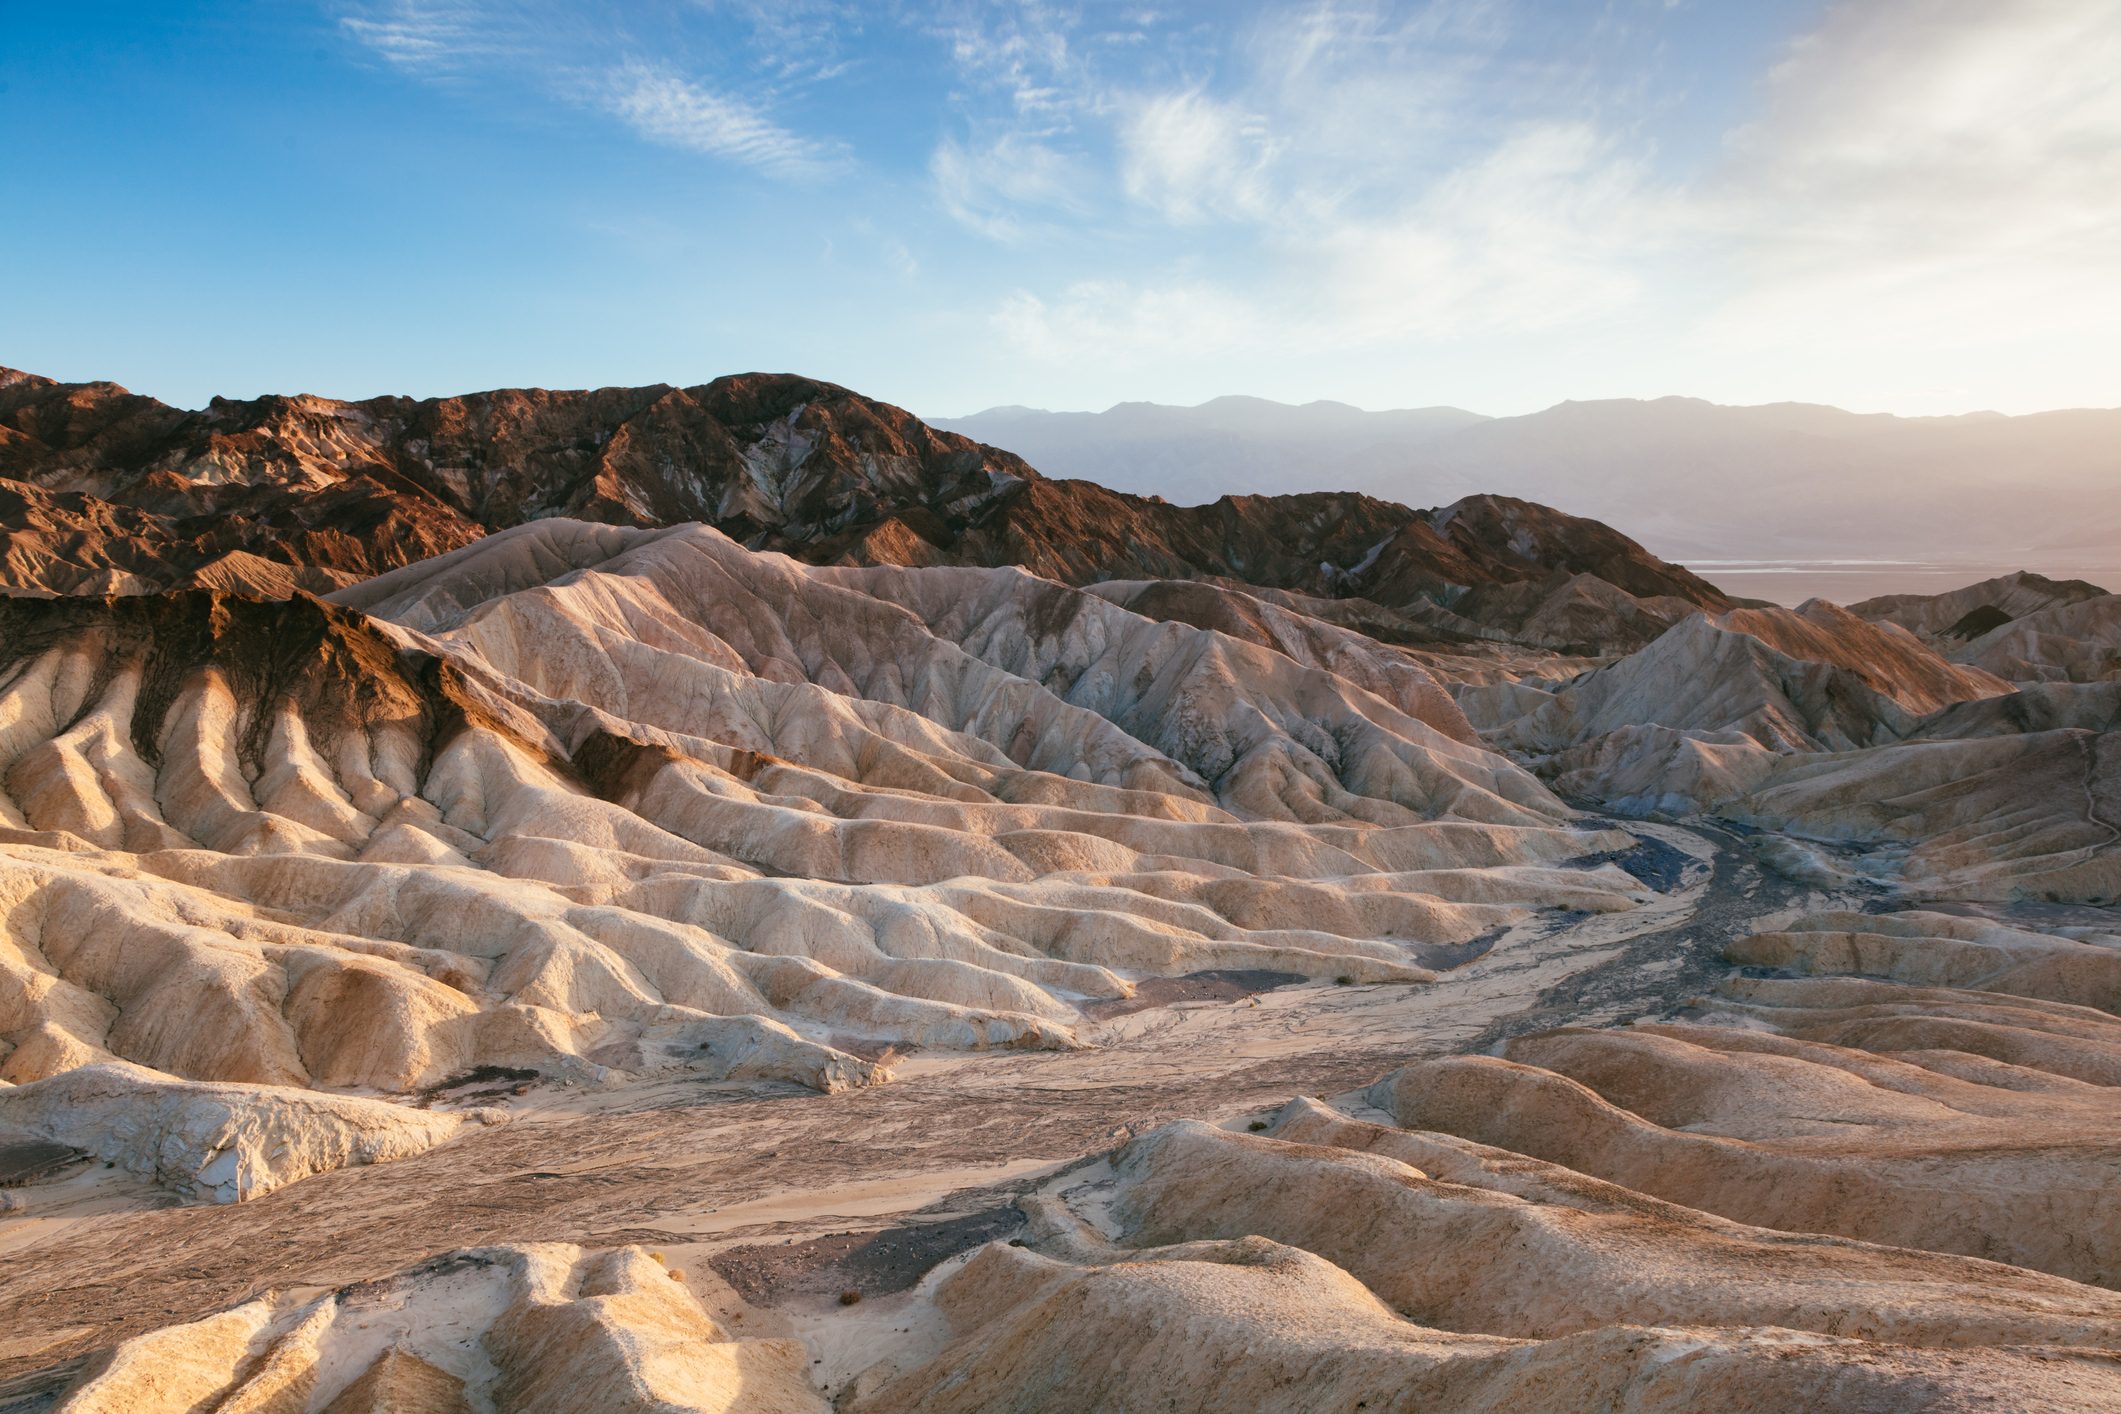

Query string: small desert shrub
839 1288 863 1306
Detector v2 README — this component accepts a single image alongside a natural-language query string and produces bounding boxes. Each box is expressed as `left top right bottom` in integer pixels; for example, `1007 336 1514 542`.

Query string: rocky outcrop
1484 601 2009 755
0 1062 487 1203
0 367 1027 591
1953 593 2121 683
850 1236 2121 1413
1852 571 2109 642
0 368 1723 650
1914 680 2121 738
46 1243 824 1413
1430 568 2121 902
1461 598 2013 816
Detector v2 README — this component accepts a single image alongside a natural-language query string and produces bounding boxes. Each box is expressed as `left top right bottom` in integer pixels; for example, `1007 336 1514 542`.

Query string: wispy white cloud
932 1 1088 121
1309 122 1664 342
1118 89 1276 223
338 0 851 183
603 62 850 181
338 0 517 72
694 0 869 84
995 117 1663 367
949 0 1664 361
930 131 1099 241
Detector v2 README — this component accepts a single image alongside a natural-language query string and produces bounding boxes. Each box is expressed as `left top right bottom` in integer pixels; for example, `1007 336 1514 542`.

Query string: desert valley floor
2 368 2120 1411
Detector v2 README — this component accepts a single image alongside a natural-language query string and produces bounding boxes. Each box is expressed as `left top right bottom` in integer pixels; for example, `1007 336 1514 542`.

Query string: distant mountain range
936 396 2121 562
0 366 1727 650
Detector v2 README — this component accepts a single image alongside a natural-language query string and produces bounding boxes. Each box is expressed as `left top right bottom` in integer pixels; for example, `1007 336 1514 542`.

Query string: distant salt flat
1695 558 2121 606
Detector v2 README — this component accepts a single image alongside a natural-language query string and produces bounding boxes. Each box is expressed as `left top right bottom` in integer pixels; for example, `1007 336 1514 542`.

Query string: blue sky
5 1 2117 417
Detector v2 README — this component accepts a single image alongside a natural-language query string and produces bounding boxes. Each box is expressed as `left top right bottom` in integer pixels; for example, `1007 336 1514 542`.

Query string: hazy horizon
1693 559 2120 609
28 361 2121 425
937 389 2121 586
928 389 2120 426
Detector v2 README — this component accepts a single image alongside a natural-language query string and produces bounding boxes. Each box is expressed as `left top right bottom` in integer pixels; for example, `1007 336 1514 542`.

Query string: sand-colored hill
1914 680 2121 738
44 1242 822 1413
852 1238 2121 1413
1376 912 2121 1284
0 523 1657 1205
1437 580 2121 905
1852 570 2109 642
1477 600 2008 755
0 1063 493 1203
834 903 2121 1412
1460 598 2017 816
1954 593 2121 683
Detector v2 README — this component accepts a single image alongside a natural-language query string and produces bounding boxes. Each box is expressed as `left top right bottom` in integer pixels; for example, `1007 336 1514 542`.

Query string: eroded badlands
3 371 2120 1411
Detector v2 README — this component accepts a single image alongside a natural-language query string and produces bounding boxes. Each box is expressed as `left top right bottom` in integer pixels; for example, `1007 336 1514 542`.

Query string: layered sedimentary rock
845 905 2121 1411
1725 728 2121 900
8 362 2121 1411
1954 593 2121 684
1723 910 2121 1016
1913 680 2121 738
0 367 1724 652
851 1237 2121 1414
0 521 1651 1201
1852 571 2110 643
1447 578 2121 903
1470 600 2009 761
0 1062 491 1202
1375 911 2121 1284
47 1243 822 1414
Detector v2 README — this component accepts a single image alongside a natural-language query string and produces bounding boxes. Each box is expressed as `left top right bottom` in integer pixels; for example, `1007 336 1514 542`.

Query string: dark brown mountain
0 367 1029 592
0 367 1725 642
